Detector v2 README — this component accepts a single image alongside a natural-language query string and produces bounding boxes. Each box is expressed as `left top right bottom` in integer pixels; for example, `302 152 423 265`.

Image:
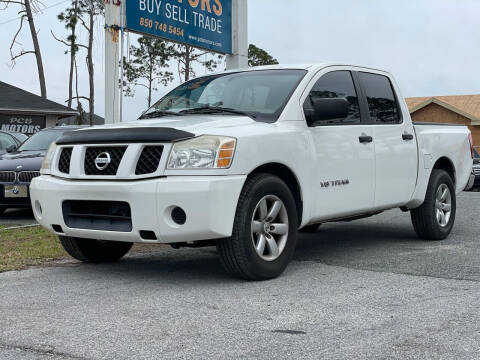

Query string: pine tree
172 44 223 82
53 0 81 108
123 36 174 107
248 44 279 67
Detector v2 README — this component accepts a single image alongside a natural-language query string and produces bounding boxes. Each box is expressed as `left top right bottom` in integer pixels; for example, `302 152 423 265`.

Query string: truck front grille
58 147 73 174
53 143 166 179
18 171 40 183
84 146 127 176
135 146 164 175
0 171 15 183
62 200 132 232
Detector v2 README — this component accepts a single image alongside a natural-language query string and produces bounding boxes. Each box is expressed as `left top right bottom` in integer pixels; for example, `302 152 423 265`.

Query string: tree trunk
24 0 47 98
148 73 152 107
67 0 79 108
184 45 191 82
74 58 82 124
87 4 94 126
74 56 80 108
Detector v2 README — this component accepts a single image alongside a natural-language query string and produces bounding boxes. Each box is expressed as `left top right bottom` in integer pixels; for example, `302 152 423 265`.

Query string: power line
0 0 69 26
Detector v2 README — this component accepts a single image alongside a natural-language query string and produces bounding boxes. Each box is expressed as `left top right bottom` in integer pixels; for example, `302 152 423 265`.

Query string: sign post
106 0 248 124
226 0 248 70
104 0 122 125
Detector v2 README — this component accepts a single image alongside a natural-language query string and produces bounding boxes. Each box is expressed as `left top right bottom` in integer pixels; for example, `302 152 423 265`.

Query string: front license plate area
4 185 28 198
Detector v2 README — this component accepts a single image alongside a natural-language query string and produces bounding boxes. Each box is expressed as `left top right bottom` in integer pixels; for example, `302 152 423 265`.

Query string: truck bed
409 122 473 207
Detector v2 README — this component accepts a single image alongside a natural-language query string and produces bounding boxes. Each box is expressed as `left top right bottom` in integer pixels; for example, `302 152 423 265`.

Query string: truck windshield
141 69 307 123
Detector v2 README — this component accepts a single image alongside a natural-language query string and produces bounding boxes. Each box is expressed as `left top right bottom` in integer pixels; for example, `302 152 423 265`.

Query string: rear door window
358 72 401 124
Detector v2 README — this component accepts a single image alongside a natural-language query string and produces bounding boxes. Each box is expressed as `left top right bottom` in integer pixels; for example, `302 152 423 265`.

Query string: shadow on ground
62 205 479 284
0 208 36 226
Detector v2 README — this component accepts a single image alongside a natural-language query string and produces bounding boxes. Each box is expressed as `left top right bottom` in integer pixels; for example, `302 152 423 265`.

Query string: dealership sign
0 114 46 135
125 0 233 54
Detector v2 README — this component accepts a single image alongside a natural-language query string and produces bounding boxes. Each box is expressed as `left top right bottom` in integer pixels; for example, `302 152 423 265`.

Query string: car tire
299 224 321 233
59 236 133 263
217 173 298 280
411 169 456 240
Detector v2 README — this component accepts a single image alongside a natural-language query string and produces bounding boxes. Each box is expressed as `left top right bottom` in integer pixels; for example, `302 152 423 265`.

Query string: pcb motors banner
0 114 46 135
125 0 233 54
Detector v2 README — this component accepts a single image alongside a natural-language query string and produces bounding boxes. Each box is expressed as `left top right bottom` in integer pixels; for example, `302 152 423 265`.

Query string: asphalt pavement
1 192 480 359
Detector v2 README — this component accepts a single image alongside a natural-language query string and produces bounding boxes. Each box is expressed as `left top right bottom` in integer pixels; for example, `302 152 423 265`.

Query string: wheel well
433 157 456 184
249 163 303 225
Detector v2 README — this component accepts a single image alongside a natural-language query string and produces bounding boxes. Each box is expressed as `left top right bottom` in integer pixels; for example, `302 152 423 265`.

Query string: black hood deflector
56 127 195 145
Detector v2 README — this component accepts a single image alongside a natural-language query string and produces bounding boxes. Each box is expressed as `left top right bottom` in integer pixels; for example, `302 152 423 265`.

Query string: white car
31 64 475 280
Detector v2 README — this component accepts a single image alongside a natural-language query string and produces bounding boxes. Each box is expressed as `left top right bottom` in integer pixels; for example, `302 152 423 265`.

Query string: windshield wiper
180 106 256 119
139 110 184 119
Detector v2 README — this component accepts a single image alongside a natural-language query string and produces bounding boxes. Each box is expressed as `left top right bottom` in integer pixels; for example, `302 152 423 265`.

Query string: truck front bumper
30 175 246 243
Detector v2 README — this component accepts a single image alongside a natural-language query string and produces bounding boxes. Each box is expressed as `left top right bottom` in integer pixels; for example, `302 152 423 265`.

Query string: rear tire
59 236 133 263
411 169 456 240
217 173 298 280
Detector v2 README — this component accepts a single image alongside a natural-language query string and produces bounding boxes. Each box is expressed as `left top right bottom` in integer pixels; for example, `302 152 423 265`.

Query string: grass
0 225 168 273
0 225 67 273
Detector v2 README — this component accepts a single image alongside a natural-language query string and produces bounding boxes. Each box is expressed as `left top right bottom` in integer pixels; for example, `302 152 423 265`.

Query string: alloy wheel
435 183 452 227
251 195 289 261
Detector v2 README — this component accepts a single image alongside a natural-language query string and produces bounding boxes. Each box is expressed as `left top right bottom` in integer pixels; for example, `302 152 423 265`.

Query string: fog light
171 207 186 225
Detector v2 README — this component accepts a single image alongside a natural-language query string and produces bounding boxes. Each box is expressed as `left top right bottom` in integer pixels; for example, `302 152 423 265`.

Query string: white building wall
46 115 59 128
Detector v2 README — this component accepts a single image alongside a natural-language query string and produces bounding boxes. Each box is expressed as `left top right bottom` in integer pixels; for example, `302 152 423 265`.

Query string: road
0 192 479 359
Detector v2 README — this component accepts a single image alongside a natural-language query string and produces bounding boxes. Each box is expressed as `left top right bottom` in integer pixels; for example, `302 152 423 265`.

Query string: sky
0 0 479 121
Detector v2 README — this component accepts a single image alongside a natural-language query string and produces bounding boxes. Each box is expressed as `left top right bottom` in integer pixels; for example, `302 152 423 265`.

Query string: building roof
0 81 78 117
406 95 480 125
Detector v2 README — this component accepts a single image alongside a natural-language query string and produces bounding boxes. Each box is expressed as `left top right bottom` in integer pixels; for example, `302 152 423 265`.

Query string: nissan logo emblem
94 152 111 171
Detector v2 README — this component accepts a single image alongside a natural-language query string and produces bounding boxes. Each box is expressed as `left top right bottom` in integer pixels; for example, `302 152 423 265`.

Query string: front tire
217 173 298 280
411 169 456 240
59 236 133 263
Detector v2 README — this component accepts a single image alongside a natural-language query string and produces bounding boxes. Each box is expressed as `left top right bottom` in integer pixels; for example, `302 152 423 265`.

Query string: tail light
468 132 474 159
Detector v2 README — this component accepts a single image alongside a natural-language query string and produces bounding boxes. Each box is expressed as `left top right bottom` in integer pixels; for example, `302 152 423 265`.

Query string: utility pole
104 0 122 124
226 0 248 70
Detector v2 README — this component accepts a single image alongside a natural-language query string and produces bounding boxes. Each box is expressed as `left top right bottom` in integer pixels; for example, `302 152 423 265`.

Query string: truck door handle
359 135 373 143
402 133 414 141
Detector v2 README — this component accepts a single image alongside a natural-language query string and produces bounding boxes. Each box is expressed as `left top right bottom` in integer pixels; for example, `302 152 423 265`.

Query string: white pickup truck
31 64 475 280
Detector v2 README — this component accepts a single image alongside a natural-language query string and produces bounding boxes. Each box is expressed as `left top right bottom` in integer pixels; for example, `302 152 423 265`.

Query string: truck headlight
167 136 236 169
40 142 57 174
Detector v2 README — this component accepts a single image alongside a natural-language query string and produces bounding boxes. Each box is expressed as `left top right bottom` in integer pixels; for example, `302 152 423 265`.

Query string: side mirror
6 145 17 153
305 98 349 125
